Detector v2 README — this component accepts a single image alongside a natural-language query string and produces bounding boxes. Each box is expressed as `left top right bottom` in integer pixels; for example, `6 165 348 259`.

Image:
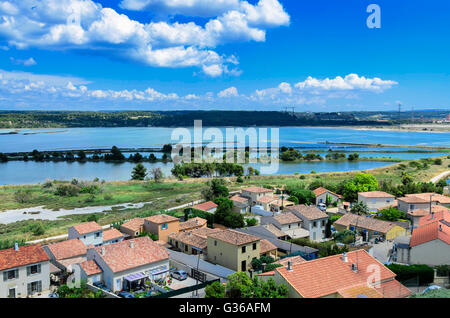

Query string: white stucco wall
0 261 50 298
410 240 450 266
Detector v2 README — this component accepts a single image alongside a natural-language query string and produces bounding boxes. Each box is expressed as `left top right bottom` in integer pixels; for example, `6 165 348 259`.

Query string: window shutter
27 283 31 296
27 266 31 276
37 264 41 274
3 271 7 281
38 281 42 292
15 269 19 279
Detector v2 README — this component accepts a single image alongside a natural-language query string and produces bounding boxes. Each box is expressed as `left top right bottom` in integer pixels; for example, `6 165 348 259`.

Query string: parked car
318 203 327 211
171 270 188 281
48 292 59 298
118 291 135 298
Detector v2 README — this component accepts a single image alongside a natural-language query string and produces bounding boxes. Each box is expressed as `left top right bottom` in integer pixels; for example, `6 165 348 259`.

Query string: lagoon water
1 127 449 185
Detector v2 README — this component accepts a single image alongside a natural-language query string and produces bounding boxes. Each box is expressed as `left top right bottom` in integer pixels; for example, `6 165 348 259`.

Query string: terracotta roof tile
274 256 307 266
179 217 207 231
397 196 429 204
287 205 328 220
242 187 273 193
358 191 395 198
0 244 50 271
46 239 87 260
207 229 260 246
169 228 221 250
410 211 450 247
334 213 397 234
79 259 103 276
313 187 340 198
120 218 145 232
95 236 169 273
378 279 412 298
72 222 102 235
260 239 277 254
102 228 124 242
275 250 402 298
273 212 302 225
257 195 277 204
406 193 450 205
337 284 383 298
192 201 218 212
230 195 249 204
263 224 287 238
145 214 179 224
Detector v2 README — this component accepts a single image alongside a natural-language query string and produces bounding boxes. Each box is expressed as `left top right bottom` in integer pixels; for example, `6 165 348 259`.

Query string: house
230 194 250 214
256 195 278 211
102 228 125 245
404 193 450 208
120 218 145 238
394 210 450 266
86 236 170 293
259 240 278 259
191 201 218 213
287 205 328 241
260 212 309 239
397 196 435 214
407 205 449 228
358 191 395 212
241 187 273 205
207 229 260 272
79 259 103 285
68 221 103 246
0 244 50 298
179 217 207 232
333 213 407 241
43 238 87 273
313 187 341 206
269 249 411 298
269 197 295 213
168 227 222 255
144 214 180 243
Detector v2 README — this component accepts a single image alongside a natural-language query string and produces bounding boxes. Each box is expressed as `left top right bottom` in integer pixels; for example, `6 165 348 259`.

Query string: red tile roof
275 249 404 298
179 217 207 231
406 193 450 205
410 211 450 247
192 201 218 212
95 236 169 273
46 239 87 260
257 195 277 204
287 205 328 220
230 195 249 204
207 229 260 246
242 187 273 193
273 212 302 225
313 187 341 198
102 228 124 242
334 213 398 234
397 196 429 204
358 191 395 198
72 222 102 235
260 239 277 254
337 284 383 298
79 260 103 276
378 279 412 298
145 214 179 224
0 244 50 271
120 218 145 232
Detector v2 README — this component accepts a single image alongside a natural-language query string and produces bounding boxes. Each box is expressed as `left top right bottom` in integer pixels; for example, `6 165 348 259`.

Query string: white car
318 203 327 211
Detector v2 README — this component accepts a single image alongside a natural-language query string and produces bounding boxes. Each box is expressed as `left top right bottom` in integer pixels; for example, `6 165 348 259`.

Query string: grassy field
0 155 449 244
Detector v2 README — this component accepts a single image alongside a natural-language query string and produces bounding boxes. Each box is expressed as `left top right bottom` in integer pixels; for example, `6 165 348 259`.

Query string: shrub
386 264 434 285
246 218 258 227
14 189 33 203
55 184 80 197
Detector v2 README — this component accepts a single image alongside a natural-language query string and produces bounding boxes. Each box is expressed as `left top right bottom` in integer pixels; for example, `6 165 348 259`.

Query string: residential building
144 214 180 243
120 218 145 238
191 201 218 213
207 229 260 272
260 212 309 239
43 238 87 272
270 250 411 298
102 228 125 245
230 194 250 214
397 196 435 214
358 191 395 212
313 187 341 206
394 210 450 266
259 239 278 259
241 187 273 205
86 236 170 293
404 192 450 208
79 259 103 285
256 195 278 211
179 217 207 232
68 221 103 246
333 213 407 241
287 205 328 241
0 244 50 298
168 227 222 255
407 205 449 228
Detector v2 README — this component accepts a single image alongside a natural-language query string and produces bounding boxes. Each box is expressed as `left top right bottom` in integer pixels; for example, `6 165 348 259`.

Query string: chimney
14 242 19 251
287 260 293 272
351 263 358 273
101 247 106 256
130 241 135 249
341 252 348 263
195 219 199 225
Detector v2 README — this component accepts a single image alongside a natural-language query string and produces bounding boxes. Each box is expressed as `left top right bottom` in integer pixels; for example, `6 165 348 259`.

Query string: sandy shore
306 124 450 133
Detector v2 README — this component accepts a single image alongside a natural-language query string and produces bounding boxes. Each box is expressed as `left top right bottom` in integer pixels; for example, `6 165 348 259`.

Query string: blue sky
0 0 449 111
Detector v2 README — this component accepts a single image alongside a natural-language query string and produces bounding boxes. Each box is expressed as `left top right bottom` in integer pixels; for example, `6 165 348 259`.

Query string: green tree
350 201 370 215
202 178 229 201
131 163 147 180
342 173 378 202
205 281 226 298
377 207 406 221
290 189 316 205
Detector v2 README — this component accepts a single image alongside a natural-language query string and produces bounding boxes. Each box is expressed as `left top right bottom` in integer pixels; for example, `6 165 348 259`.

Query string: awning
124 272 148 282
151 268 169 276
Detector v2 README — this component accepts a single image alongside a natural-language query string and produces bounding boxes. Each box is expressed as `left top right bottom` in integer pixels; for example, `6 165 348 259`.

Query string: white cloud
10 57 37 66
294 74 397 92
278 82 292 94
0 0 290 77
218 86 238 97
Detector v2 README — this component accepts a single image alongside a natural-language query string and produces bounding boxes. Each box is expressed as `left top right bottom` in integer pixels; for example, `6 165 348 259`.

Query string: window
185 245 188 252
252 243 257 250
214 240 217 246
321 220 326 227
410 204 415 210
161 223 168 230
27 281 42 295
27 264 41 276
298 222 301 227
242 246 246 253
313 221 317 227
241 260 247 271
83 235 86 239
95 232 101 238
3 269 19 281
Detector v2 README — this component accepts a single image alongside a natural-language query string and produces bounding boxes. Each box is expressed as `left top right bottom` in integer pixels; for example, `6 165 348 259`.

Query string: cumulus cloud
218 86 238 97
10 57 37 66
294 74 397 92
0 0 290 77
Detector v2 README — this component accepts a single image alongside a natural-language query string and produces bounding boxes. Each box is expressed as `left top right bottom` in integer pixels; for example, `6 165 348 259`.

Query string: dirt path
430 170 450 183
